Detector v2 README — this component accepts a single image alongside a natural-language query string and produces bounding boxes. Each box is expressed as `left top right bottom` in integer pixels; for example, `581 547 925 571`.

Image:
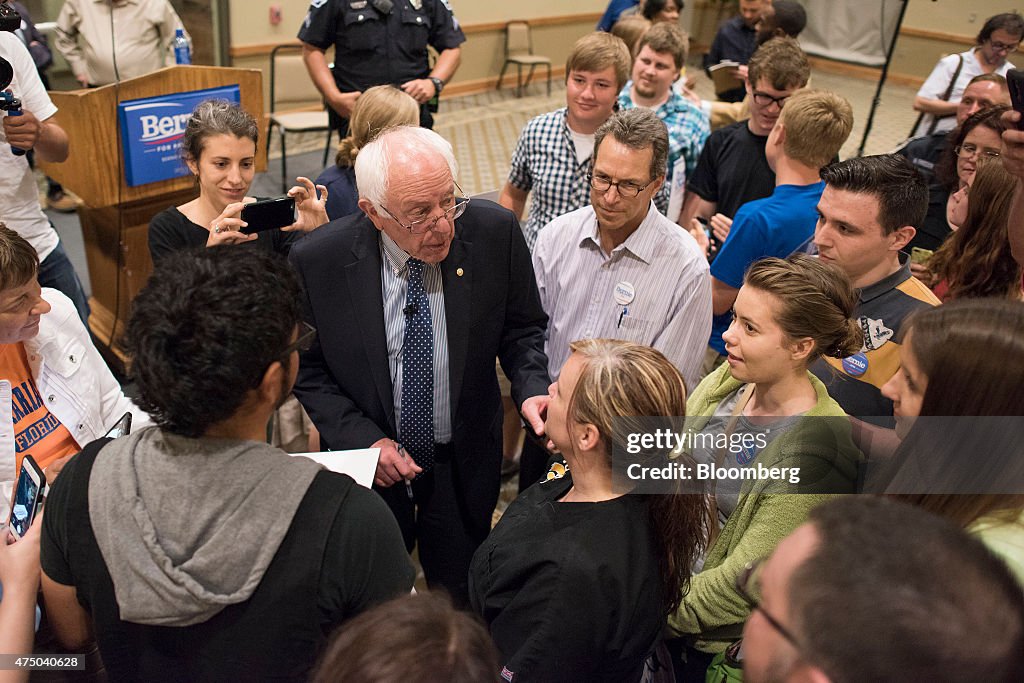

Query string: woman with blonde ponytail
668 254 863 679
315 85 419 219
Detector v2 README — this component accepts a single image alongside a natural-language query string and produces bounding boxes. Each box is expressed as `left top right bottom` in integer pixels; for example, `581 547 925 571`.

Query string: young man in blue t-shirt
703 89 854 371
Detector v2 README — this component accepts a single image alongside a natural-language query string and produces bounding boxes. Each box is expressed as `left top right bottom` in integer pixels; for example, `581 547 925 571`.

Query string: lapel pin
456 267 464 277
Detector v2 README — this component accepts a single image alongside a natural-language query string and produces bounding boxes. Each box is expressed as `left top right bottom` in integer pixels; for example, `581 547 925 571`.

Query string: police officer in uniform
298 0 465 135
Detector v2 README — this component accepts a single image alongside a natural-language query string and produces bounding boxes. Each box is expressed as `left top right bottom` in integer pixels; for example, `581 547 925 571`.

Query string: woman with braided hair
315 85 419 220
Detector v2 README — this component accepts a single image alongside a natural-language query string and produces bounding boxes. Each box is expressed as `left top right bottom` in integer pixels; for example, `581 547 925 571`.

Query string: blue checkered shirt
618 84 711 213
507 108 593 251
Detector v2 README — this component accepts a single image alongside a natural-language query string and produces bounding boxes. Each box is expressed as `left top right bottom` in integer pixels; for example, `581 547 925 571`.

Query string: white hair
355 126 459 209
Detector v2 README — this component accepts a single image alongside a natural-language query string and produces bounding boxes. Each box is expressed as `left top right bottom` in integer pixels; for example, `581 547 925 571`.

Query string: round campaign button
613 281 635 306
842 353 869 377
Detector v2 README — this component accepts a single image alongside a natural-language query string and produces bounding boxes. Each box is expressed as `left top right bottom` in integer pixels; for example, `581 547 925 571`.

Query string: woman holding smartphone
668 254 862 680
0 513 41 683
0 224 149 520
148 100 329 263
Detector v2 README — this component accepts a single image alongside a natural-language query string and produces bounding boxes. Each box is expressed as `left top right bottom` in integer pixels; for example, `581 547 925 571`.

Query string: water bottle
173 28 191 65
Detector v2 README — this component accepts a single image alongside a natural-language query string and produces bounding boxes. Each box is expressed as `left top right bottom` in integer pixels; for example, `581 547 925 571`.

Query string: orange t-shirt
0 343 79 474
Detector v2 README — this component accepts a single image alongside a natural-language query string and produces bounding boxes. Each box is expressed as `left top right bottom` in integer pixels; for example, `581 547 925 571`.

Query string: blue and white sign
117 85 241 187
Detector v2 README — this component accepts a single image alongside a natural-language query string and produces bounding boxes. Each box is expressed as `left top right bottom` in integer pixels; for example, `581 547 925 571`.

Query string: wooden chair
497 21 552 98
266 45 334 192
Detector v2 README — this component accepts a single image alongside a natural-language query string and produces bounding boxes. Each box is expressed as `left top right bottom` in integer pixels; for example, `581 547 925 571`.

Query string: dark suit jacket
289 200 550 525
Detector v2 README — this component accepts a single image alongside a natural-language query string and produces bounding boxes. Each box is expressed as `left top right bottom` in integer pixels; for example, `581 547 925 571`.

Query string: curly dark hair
125 247 302 437
642 0 682 22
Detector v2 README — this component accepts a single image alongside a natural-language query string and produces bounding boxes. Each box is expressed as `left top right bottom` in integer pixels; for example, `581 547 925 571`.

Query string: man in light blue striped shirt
534 108 712 393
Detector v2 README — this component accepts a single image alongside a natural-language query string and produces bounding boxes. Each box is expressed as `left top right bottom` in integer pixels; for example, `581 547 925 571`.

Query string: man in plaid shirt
617 22 710 220
500 32 632 251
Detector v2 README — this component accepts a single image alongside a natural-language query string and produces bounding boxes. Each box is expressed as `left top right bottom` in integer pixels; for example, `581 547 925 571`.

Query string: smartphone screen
9 456 44 539
240 197 296 234
910 247 934 265
104 412 132 439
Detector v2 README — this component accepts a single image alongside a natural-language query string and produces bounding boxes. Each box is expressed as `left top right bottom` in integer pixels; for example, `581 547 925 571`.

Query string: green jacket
667 363 861 652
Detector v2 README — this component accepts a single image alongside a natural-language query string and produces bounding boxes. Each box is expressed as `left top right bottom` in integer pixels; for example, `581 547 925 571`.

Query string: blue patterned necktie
400 258 434 472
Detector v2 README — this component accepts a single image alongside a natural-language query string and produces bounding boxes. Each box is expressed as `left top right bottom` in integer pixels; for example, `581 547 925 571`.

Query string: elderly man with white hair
289 126 551 605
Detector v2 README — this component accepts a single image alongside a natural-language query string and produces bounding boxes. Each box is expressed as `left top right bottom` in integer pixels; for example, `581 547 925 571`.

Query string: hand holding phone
285 177 330 233
8 455 45 540
687 217 711 258
694 216 721 259
207 201 258 247
910 246 934 265
1007 69 1024 132
0 508 42 600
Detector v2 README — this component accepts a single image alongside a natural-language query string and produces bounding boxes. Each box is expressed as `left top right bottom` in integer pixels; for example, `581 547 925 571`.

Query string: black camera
2 0 24 89
1 0 27 155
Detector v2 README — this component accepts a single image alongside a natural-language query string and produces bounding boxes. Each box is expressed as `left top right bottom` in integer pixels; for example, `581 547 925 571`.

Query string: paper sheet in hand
666 156 687 223
290 448 380 488
707 60 742 72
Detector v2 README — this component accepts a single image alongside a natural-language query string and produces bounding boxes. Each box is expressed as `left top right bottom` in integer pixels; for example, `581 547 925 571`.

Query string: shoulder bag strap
912 54 965 137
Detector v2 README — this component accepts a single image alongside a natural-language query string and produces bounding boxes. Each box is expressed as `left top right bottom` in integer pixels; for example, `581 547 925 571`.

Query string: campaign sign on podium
117 84 241 187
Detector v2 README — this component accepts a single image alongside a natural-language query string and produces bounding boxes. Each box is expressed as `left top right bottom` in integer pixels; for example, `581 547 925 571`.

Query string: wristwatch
429 77 444 96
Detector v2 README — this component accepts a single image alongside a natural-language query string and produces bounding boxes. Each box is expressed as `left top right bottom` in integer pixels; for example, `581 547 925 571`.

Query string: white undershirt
568 127 595 167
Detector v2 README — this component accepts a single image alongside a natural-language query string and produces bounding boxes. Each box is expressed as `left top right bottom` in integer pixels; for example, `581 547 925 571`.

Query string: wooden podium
38 66 265 368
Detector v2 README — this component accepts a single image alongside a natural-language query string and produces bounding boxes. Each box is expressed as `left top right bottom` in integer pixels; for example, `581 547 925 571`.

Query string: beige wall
230 0 1021 108
228 1 602 110
227 0 602 44
690 0 1019 86
902 0 1011 36
892 0 1019 84
229 0 308 46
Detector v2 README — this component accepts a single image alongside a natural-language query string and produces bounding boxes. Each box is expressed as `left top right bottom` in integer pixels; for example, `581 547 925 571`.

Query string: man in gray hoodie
39 247 414 682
